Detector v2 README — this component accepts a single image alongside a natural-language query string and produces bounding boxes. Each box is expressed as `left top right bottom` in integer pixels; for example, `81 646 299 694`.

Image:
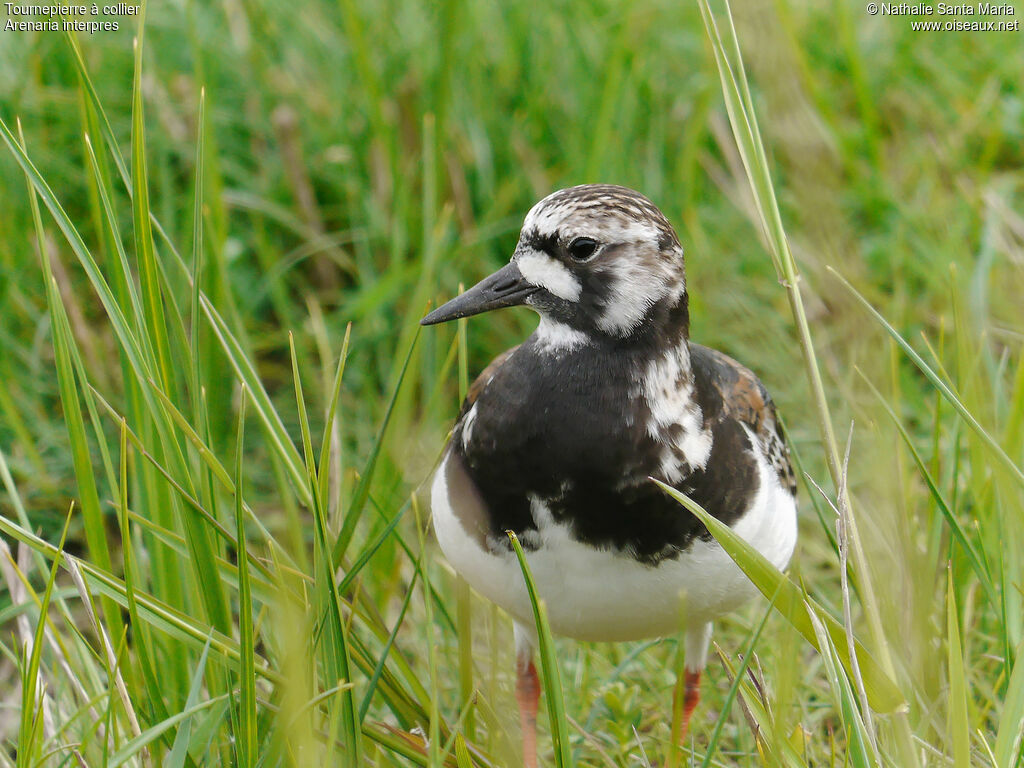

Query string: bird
421 184 798 765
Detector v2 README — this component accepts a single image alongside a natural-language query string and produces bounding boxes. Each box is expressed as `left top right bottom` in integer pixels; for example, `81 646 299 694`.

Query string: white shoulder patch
732 424 798 571
639 344 712 480
461 403 479 449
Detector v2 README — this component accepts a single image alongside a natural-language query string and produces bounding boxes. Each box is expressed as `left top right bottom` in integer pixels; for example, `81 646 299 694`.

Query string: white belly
430 435 797 642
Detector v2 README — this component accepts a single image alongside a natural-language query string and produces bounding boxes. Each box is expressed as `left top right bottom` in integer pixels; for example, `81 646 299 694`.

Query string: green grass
1 0 1023 765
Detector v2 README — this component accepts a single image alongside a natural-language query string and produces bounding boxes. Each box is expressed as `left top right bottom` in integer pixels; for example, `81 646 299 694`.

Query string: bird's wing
439 345 524 551
457 345 521 420
689 344 797 496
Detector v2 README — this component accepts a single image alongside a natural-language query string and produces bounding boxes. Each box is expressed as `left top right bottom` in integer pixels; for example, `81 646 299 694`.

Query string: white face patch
596 259 662 335
595 246 686 336
517 251 582 301
533 316 589 354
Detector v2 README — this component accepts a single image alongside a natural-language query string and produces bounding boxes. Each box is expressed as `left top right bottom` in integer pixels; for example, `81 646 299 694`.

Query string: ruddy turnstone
422 184 798 763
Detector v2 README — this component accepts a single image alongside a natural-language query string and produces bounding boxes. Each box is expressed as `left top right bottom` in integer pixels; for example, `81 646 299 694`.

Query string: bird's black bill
421 261 536 326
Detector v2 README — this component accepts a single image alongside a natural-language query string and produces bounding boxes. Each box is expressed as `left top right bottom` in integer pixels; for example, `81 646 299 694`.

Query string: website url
910 18 1020 28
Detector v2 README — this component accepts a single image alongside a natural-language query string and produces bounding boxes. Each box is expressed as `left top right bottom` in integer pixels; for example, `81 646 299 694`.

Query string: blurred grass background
0 0 1022 765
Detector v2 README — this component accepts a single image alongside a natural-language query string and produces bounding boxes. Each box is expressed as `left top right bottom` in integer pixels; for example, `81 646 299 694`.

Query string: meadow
0 0 1023 765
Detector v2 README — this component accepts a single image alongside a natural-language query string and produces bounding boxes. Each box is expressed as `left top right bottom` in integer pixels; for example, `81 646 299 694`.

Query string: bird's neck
533 289 691 357
608 288 691 355
639 288 690 346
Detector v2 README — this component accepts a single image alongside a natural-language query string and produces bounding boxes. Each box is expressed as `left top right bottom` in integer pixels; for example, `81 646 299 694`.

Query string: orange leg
516 656 540 768
676 668 702 744
675 622 711 747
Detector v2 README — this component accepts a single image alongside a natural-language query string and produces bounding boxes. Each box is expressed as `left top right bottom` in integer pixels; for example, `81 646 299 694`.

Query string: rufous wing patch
698 346 796 498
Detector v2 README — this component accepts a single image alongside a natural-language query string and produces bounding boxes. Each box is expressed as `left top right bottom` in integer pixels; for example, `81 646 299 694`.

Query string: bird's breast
454 344 716 562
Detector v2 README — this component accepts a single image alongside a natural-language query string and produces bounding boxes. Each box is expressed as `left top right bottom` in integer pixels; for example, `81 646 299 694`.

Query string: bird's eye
567 237 600 262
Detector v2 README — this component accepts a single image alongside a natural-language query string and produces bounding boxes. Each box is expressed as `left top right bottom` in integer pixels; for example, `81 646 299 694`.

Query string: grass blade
946 569 970 768
115 420 171 728
808 608 877 768
696 0 842 484
994 640 1024 768
18 120 123 645
235 388 258 766
507 531 571 768
108 694 230 768
190 87 207 414
166 635 215 768
358 569 420 722
200 295 309 503
332 329 420 566
317 322 352 509
130 0 174 396
17 506 72 768
292 339 362 766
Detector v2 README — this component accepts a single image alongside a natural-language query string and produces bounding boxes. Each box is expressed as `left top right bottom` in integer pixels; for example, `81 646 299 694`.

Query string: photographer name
879 2 1015 13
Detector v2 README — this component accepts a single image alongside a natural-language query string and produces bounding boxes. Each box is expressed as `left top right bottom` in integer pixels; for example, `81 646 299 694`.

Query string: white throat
533 316 589 354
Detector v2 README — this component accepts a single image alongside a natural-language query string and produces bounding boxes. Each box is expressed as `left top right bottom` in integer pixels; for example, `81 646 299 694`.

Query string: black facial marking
521 228 559 256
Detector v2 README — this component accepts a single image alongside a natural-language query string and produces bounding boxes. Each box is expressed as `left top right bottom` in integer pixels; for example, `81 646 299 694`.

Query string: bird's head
421 184 689 344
